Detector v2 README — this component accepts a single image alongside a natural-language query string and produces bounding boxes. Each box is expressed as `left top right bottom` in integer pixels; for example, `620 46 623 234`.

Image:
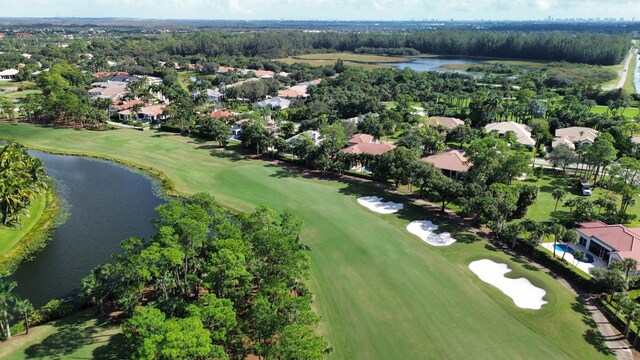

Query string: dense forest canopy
1 30 629 67
161 30 631 65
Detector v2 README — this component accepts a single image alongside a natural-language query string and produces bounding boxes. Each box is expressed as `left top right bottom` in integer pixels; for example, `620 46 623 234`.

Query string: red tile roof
112 99 144 111
577 222 640 267
348 134 374 145
211 110 231 119
343 142 396 155
421 149 470 172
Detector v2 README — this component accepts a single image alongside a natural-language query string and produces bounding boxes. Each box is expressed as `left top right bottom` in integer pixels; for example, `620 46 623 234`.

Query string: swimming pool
554 244 595 263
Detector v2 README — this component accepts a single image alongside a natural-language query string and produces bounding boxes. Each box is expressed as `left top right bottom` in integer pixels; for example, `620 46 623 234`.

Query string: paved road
603 48 634 91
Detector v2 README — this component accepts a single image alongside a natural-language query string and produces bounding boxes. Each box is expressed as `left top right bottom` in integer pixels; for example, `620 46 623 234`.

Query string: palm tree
573 251 587 269
14 298 34 335
551 189 566 216
623 258 639 278
561 230 578 261
622 300 640 339
550 224 564 258
614 292 628 316
0 280 18 340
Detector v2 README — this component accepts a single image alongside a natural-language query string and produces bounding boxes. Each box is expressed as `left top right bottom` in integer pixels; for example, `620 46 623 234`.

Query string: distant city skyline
2 0 640 21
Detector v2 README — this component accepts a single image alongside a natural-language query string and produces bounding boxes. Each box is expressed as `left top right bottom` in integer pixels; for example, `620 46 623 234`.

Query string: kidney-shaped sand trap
357 196 404 214
406 220 456 246
469 259 547 310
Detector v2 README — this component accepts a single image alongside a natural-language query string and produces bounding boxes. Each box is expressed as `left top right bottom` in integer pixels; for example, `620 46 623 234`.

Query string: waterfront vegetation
0 123 616 359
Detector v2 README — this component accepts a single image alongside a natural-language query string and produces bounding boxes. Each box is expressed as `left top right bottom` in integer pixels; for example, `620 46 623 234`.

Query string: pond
381 57 480 72
7 151 164 307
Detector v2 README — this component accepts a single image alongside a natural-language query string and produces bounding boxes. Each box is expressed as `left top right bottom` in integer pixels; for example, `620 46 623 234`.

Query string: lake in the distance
381 57 481 72
7 151 164 307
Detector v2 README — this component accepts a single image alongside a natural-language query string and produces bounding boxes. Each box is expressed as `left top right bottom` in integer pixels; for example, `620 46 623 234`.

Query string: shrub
37 299 76 323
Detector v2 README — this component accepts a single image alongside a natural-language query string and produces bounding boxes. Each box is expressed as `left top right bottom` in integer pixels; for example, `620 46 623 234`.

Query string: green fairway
0 123 615 359
0 192 46 256
0 310 126 360
591 105 640 119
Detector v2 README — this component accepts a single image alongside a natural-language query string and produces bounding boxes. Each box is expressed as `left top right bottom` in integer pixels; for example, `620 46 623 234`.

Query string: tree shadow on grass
196 144 246 162
23 313 117 359
92 333 128 360
583 329 616 356
269 167 302 179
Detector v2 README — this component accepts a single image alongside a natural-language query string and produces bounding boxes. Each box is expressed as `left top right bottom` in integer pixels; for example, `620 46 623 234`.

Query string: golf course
0 122 614 359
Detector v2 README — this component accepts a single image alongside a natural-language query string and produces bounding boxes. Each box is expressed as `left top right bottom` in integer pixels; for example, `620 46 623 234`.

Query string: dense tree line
80 193 329 359
161 30 630 65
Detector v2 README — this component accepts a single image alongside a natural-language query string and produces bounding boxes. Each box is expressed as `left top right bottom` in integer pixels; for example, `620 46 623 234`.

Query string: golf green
0 123 613 359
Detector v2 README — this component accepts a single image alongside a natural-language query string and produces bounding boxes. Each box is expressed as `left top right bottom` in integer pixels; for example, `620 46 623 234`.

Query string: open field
0 192 46 256
515 168 640 227
0 123 615 359
292 52 409 63
275 57 386 70
591 105 640 119
0 310 126 360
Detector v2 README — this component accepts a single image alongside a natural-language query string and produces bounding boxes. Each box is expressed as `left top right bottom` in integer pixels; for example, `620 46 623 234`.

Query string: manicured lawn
0 310 126 360
591 105 640 120
515 168 640 227
0 123 615 359
0 192 46 256
1 90 42 99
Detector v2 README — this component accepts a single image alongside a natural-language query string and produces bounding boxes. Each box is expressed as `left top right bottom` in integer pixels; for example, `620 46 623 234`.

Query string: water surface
8 151 163 307
382 57 480 72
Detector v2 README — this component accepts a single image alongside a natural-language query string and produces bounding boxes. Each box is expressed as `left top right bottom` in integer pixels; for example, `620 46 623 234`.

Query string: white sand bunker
406 220 456 246
357 196 404 214
469 259 547 310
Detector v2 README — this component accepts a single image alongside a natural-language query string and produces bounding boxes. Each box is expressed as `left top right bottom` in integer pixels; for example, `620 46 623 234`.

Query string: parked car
578 179 592 196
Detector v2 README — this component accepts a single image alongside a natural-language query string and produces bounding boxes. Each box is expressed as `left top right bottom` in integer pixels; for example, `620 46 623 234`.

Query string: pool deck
540 242 608 275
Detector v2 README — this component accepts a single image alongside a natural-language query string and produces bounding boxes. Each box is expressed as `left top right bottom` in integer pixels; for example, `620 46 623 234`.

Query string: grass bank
0 122 614 359
0 188 60 276
0 310 126 360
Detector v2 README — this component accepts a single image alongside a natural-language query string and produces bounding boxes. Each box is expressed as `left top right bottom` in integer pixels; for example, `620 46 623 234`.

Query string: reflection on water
381 57 480 72
7 151 164 307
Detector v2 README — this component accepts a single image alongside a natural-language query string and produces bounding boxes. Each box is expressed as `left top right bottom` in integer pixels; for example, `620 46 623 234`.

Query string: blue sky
3 0 640 21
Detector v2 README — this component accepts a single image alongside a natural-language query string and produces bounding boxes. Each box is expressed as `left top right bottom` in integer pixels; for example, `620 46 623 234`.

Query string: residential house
118 104 167 123
211 110 232 119
425 116 465 130
89 82 128 101
278 79 321 99
421 149 470 179
253 70 275 78
484 121 536 147
343 133 396 171
254 97 291 110
216 66 237 74
576 221 640 271
230 119 249 139
552 127 599 150
0 69 18 81
205 89 222 102
109 99 145 117
286 130 323 146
